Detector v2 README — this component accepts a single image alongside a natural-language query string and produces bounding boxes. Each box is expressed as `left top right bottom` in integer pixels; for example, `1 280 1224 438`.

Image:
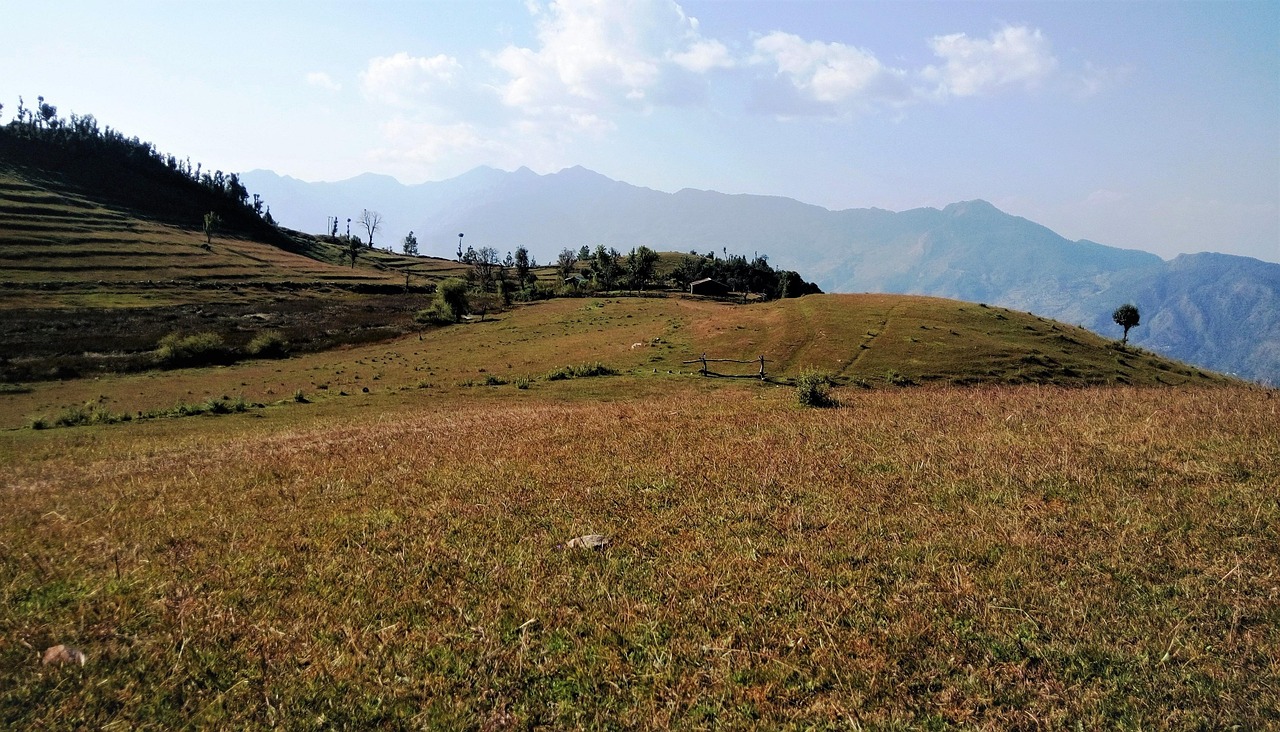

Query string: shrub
414 303 457 325
513 376 531 390
156 331 230 367
545 363 617 381
795 369 836 408
247 331 289 358
885 370 915 387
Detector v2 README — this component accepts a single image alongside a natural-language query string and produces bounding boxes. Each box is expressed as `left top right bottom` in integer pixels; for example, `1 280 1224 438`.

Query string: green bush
156 331 230 367
247 331 289 358
795 370 836 408
546 362 617 381
414 303 457 325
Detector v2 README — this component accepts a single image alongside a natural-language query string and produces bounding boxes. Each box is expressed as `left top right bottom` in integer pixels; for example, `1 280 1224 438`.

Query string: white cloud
922 26 1057 98
751 31 908 107
305 72 341 92
670 39 734 73
490 0 724 110
361 52 463 107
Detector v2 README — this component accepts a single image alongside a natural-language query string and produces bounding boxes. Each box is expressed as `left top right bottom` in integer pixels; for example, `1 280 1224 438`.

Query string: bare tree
359 209 383 248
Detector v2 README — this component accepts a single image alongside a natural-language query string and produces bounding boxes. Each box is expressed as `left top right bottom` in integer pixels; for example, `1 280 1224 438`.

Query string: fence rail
682 353 769 380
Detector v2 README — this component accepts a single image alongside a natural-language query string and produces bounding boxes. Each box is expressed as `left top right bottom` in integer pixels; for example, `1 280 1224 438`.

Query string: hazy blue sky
6 1 1278 262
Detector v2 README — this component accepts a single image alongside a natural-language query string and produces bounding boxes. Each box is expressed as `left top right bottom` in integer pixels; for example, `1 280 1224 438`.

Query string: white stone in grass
565 534 609 550
41 644 87 667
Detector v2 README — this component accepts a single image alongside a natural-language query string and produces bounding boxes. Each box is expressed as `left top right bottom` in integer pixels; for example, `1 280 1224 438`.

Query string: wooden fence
683 353 769 380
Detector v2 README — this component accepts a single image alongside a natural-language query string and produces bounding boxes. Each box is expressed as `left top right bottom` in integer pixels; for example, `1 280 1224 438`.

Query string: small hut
689 278 730 297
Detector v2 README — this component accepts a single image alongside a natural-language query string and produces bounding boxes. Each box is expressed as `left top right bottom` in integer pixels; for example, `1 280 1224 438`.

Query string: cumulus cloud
361 52 463 106
670 39 734 73
749 24 1058 116
356 4 1077 177
490 0 726 111
749 31 911 112
305 72 341 92
922 25 1057 98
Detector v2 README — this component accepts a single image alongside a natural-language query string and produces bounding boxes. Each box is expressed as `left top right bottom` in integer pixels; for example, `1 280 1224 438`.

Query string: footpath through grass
1 382 1275 728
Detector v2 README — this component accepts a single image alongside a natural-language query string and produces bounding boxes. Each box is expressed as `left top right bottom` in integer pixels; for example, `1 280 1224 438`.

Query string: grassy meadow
1 376 1276 728
2 157 1272 727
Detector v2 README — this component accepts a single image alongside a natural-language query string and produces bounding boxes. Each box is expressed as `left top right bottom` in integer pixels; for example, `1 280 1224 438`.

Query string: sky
5 0 1278 263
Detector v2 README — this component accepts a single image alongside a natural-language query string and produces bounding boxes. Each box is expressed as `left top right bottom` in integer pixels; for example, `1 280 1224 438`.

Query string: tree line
1 94 277 229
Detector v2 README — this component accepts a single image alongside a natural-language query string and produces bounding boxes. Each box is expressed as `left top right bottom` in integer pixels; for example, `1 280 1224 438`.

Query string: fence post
759 355 765 381
700 353 707 376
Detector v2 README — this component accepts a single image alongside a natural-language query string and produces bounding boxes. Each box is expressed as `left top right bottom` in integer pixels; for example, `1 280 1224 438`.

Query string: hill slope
2 293 1230 430
243 167 1280 384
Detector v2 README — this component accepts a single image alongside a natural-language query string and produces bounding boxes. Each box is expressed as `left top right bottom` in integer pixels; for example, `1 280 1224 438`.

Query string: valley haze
243 165 1280 386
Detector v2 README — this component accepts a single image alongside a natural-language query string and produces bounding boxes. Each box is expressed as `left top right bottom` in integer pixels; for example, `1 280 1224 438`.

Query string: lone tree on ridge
359 209 383 248
1112 303 1140 345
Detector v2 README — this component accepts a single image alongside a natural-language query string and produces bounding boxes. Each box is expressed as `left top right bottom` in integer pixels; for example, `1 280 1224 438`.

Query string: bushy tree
514 246 531 286
1113 303 1140 344
436 278 470 322
625 246 659 292
557 248 579 278
402 231 419 256
593 245 621 290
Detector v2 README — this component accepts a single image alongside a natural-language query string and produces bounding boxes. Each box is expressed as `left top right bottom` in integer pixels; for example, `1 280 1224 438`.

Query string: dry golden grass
3 294 1227 431
1 381 1275 728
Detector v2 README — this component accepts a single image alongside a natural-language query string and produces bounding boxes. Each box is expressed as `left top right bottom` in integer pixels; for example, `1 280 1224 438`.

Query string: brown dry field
1 376 1276 729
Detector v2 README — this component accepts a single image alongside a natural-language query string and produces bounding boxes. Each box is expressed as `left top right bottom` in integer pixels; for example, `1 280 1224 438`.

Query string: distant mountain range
242 166 1280 384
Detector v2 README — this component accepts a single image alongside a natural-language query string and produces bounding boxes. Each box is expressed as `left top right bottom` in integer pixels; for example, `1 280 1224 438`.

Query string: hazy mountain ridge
242 167 1280 384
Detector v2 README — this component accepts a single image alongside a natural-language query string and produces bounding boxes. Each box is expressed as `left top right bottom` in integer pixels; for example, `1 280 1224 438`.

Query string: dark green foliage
592 245 622 290
514 246 532 286
795 369 836 407
0 96 280 243
1112 303 1140 344
544 363 617 381
402 231 419 256
670 252 821 298
436 278 470 323
625 246 660 292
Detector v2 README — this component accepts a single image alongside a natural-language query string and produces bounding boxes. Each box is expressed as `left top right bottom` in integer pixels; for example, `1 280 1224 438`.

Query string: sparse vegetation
0 113 1262 726
1 384 1274 728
